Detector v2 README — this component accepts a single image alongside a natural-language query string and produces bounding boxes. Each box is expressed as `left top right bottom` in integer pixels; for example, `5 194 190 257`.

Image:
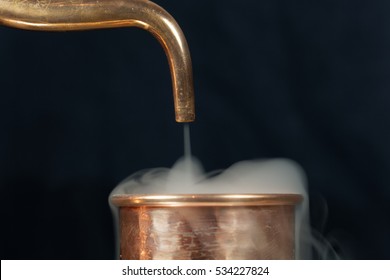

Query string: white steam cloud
111 157 307 196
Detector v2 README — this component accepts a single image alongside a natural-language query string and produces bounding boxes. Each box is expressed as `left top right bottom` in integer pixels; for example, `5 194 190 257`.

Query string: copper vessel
110 194 303 259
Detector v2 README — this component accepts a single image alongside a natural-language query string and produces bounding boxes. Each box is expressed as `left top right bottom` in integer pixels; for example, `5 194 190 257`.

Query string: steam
111 157 307 196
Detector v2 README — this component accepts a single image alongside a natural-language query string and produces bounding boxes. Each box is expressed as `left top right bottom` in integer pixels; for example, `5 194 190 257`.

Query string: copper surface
0 0 195 122
111 194 303 260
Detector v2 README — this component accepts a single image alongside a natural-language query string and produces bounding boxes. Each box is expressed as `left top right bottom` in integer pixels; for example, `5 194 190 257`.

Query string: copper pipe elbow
0 0 195 122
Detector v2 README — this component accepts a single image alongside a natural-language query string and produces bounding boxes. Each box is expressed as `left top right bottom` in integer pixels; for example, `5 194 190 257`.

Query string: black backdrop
1 0 390 259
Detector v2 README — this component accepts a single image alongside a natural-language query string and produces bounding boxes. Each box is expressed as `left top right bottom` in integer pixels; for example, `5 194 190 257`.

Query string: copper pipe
0 0 195 122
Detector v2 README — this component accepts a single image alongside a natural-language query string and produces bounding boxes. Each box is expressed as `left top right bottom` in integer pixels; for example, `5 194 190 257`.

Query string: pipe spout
0 0 195 122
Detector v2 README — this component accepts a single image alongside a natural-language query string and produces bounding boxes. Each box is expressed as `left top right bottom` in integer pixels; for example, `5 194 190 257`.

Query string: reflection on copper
111 194 303 259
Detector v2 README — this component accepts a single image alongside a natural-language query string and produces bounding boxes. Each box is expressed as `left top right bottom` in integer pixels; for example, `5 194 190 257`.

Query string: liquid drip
184 124 192 160
183 124 194 185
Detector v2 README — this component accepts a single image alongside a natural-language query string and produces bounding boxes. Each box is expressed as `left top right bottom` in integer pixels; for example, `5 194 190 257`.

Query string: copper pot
110 193 302 259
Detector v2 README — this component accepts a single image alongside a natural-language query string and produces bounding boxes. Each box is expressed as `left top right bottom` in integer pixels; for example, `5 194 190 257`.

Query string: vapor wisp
111 157 307 197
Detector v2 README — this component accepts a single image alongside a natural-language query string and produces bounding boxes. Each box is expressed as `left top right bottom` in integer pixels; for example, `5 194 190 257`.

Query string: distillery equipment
1 0 303 259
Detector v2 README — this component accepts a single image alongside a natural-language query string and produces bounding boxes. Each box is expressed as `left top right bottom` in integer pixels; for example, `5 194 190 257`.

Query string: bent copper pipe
0 0 195 122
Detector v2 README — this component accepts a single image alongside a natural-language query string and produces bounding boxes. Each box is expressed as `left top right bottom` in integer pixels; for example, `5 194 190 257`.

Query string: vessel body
111 194 302 260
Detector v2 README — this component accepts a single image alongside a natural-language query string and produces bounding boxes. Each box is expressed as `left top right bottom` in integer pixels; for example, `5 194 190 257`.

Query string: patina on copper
111 194 303 260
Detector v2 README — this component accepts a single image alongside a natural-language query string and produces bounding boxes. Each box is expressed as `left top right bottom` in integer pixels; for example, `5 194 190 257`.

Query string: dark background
1 0 390 259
